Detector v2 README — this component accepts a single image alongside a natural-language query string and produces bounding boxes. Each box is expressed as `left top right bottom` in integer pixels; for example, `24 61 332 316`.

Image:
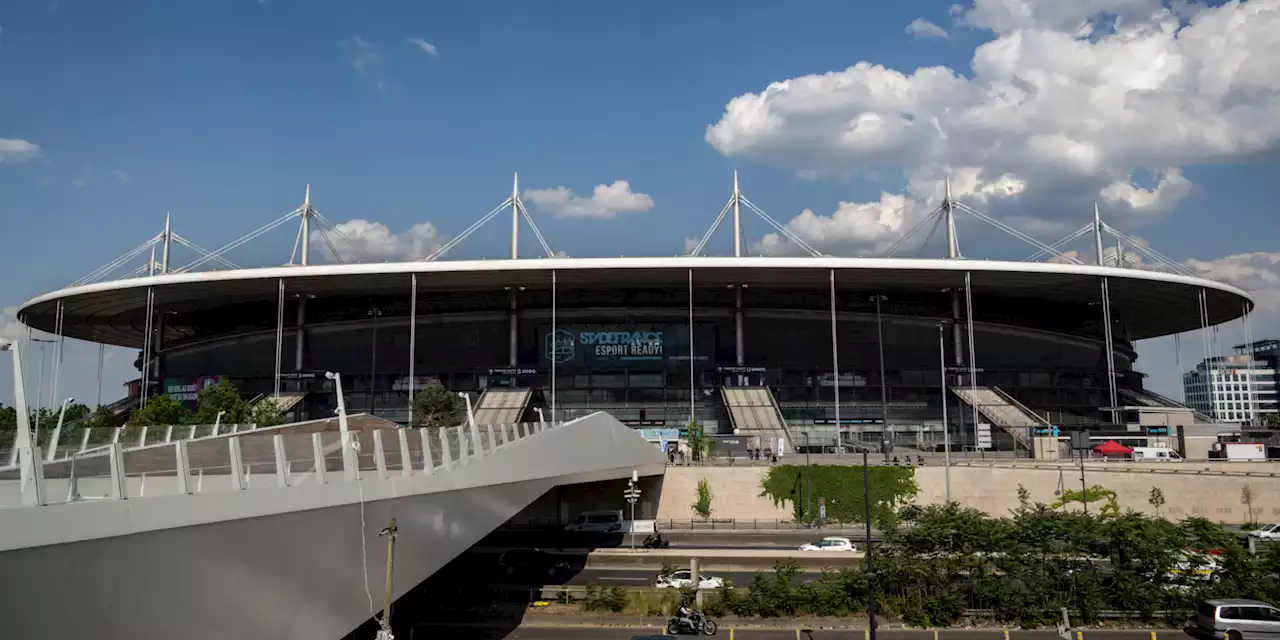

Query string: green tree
192 380 253 425
1148 487 1166 518
0 403 16 446
128 394 192 427
685 419 709 462
1242 485 1257 526
692 477 714 521
249 398 285 428
411 380 465 428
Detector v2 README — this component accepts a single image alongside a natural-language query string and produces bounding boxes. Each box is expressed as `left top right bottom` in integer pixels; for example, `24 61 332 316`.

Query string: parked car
800 536 857 552
1248 523 1280 541
655 569 724 590
1196 598 1280 640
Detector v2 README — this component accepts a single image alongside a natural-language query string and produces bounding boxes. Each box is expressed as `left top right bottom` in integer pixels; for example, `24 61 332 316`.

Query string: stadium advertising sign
544 326 669 366
163 375 225 408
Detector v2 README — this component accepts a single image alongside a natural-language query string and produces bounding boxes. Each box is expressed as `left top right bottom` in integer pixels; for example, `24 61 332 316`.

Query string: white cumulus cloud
310 220 447 262
706 0 1280 254
0 138 41 163
906 18 949 39
524 180 655 219
407 38 438 57
1186 252 1280 315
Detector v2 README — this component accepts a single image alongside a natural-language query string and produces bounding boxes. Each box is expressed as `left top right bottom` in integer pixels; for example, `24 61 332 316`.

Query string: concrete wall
656 463 1280 524
656 466 789 520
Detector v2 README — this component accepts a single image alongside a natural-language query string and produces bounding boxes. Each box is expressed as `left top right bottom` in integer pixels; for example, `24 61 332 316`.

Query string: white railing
0 420 561 509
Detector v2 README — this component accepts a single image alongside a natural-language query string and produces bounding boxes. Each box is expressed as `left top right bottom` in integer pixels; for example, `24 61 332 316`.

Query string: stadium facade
12 181 1257 453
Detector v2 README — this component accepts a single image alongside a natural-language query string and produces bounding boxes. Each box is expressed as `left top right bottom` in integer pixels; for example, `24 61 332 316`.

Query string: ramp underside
0 413 665 640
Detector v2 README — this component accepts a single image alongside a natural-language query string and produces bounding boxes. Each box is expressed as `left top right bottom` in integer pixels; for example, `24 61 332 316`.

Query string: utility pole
624 470 641 552
863 448 878 640
377 518 399 640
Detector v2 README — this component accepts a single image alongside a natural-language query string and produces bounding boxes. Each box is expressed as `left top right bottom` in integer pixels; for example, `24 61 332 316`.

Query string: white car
800 537 857 552
655 570 724 590
1249 523 1280 541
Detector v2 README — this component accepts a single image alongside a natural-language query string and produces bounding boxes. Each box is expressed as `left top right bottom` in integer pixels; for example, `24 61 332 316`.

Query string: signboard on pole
976 422 993 449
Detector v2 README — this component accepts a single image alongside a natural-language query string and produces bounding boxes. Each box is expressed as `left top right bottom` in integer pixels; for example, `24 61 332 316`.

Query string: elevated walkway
0 412 664 640
722 386 791 451
950 386 1045 450
473 387 533 425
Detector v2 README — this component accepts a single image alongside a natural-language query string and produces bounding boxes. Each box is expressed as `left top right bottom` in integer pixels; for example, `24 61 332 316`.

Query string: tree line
0 380 286 448
701 491 1280 627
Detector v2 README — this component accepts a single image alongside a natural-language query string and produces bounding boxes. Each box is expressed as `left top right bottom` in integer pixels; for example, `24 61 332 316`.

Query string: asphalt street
413 626 1193 640
570 568 801 587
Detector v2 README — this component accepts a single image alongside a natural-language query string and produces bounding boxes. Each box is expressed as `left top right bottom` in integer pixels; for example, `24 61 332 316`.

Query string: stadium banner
162 375 226 409
541 323 712 369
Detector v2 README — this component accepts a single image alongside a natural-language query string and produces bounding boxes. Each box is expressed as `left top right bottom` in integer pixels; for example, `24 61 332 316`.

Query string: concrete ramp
0 412 664 640
722 386 791 451
950 386 1043 450
474 387 533 425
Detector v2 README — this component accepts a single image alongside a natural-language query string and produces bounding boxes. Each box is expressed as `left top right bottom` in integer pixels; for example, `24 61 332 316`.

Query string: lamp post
863 447 878 640
325 370 356 479
871 295 890 463
624 469 641 552
938 324 951 502
45 397 74 462
367 307 383 416
801 430 810 466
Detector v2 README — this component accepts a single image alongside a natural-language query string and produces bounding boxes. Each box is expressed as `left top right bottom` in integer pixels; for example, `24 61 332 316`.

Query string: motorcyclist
676 599 696 631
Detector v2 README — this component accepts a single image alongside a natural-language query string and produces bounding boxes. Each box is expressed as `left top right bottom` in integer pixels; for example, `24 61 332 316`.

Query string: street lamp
367 307 383 416
938 323 951 503
326 370 356 478
871 295 890 463
45 397 74 462
624 469 641 552
862 447 878 640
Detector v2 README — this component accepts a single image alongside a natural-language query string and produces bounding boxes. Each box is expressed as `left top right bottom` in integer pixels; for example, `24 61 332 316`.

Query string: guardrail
500 518 876 532
950 460 1280 478
1 420 562 508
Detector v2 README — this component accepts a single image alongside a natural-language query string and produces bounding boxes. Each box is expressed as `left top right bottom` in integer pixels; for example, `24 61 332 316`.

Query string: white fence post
398 428 412 477
229 437 245 490
176 441 192 494
273 434 288 487
311 432 326 485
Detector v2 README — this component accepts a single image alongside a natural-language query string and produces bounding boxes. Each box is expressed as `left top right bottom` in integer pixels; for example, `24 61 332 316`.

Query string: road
570 568 771 587
412 625 1193 640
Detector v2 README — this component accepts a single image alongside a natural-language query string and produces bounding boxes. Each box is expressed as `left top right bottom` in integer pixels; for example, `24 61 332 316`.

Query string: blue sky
2 0 1279 408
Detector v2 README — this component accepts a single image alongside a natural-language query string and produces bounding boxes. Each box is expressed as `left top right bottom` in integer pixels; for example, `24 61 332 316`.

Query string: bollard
1078 632 1084 640
729 629 734 640
1151 633 1157 640
934 630 939 640
1005 630 1011 640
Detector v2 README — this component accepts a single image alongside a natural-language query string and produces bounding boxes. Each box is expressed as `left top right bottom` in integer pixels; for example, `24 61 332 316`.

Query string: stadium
12 180 1255 455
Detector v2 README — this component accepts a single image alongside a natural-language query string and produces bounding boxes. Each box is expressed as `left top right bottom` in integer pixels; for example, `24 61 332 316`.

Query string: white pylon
161 213 172 273
944 176 961 259
1093 202 1105 267
301 184 312 266
511 172 520 260
733 170 742 258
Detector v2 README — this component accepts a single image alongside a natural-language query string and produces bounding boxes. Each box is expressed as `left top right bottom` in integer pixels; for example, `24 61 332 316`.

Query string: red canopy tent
1093 440 1133 458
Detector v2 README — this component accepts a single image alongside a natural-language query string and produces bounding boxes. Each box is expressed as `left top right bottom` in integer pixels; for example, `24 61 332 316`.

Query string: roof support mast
511 173 520 260
733 170 742 257
161 213 172 274
301 185 311 266
944 177 960 259
1093 202 1105 267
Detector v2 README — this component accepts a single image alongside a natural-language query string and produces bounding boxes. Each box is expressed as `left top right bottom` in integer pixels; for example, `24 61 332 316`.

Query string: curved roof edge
17 256 1255 312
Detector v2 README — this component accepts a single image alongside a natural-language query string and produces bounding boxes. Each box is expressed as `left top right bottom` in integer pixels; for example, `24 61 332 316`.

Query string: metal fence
0 420 559 508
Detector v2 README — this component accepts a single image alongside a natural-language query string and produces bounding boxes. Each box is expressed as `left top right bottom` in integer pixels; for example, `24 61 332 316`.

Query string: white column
963 272 979 437
273 278 285 399
829 270 841 451
511 172 520 259
1099 277 1119 422
408 274 418 426
688 268 695 426
141 287 155 408
732 170 742 257
551 269 557 422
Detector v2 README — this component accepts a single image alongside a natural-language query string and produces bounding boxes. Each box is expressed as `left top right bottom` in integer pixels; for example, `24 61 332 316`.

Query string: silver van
1197 599 1280 640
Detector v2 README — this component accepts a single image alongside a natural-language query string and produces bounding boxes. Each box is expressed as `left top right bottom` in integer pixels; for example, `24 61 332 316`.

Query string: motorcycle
665 611 717 636
642 534 670 549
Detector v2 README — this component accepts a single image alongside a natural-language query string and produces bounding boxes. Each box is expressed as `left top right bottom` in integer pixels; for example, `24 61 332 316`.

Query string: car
1196 598 1280 640
1248 523 1280 541
800 536 857 552
496 549 576 581
654 569 724 590
564 509 625 533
